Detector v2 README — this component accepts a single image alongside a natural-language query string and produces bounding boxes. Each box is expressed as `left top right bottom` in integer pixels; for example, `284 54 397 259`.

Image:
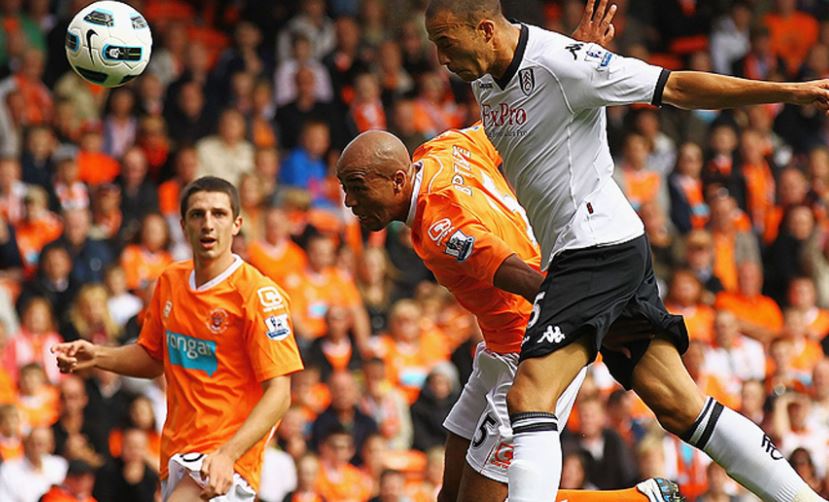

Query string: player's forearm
216 375 291 462
493 253 545 303
662 71 799 110
95 343 164 378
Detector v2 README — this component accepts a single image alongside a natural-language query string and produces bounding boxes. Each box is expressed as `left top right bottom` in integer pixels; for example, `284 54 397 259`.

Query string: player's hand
199 450 235 499
791 80 829 113
571 0 617 46
51 340 99 373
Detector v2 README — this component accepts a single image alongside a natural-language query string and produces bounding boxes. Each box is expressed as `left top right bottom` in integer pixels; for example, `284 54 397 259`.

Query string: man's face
339 169 404 231
181 191 241 263
426 10 489 82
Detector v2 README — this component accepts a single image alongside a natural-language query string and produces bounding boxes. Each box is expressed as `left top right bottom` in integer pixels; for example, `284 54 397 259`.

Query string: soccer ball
65 1 152 88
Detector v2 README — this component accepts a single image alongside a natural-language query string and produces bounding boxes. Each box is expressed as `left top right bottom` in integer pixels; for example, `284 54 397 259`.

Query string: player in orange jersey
52 177 304 501
337 128 680 502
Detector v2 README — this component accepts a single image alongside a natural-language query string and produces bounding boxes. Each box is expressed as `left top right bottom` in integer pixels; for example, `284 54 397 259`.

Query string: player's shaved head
337 131 416 231
425 0 502 25
337 130 410 178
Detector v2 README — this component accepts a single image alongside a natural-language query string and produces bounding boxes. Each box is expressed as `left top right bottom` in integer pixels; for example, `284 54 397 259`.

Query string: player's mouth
199 236 217 249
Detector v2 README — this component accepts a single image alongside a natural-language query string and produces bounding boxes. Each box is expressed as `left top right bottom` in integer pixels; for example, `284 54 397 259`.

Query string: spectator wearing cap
0 427 67 502
410 362 458 453
42 207 114 285
39 459 96 502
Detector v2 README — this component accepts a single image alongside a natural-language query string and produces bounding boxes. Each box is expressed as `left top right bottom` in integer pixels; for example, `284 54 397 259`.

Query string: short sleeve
243 282 305 382
540 41 668 112
419 199 515 286
137 279 165 361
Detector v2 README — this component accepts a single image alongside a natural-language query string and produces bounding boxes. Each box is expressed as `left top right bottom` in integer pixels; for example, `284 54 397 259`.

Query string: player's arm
199 375 292 498
661 71 829 112
51 340 163 378
493 254 544 303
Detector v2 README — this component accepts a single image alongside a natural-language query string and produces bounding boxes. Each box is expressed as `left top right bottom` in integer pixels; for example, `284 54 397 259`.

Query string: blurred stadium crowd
1 0 829 500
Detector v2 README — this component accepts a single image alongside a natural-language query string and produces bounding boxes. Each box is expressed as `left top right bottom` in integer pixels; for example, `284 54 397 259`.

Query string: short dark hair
425 0 502 24
180 176 240 219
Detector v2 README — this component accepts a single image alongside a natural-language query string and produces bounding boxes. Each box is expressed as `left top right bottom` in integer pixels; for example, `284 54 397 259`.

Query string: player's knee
506 380 548 415
638 383 702 434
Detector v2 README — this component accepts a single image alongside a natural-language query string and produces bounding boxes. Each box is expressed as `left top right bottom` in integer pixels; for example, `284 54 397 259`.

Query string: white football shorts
161 452 256 502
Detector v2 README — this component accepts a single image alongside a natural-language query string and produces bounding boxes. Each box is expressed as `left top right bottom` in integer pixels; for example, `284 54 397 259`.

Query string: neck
194 253 235 287
489 22 521 80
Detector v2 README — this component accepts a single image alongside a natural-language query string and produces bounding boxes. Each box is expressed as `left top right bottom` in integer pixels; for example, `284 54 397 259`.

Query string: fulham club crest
519 68 535 96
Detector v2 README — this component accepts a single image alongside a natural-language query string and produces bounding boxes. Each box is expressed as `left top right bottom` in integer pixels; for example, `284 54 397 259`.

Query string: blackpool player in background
423 0 829 501
52 177 303 501
337 125 680 502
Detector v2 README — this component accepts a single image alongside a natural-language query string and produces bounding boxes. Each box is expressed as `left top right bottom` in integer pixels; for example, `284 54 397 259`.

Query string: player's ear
478 19 496 41
232 216 243 236
393 170 407 192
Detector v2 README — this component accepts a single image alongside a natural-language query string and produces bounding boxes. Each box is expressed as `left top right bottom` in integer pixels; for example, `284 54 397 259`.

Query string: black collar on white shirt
494 23 529 90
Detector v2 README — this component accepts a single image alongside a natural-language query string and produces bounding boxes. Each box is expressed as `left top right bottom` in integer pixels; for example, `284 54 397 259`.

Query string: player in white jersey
424 1 829 501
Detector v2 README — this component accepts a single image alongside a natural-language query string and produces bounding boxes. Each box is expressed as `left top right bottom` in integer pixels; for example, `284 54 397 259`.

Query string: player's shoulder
236 261 292 310
158 259 194 281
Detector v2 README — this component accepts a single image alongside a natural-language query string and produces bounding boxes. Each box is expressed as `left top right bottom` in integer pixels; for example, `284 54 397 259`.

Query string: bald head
338 130 411 179
337 131 415 231
425 0 502 24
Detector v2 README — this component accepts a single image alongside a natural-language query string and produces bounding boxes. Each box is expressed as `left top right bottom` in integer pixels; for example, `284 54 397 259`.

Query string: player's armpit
492 253 544 302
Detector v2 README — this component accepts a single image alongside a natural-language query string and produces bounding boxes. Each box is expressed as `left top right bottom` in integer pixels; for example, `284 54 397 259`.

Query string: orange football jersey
137 257 304 492
409 124 540 354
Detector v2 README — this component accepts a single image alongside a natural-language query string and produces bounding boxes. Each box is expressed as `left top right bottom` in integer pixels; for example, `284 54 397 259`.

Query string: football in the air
65 1 152 88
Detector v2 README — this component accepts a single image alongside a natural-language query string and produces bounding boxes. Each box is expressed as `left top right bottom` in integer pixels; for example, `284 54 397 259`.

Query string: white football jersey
472 24 669 269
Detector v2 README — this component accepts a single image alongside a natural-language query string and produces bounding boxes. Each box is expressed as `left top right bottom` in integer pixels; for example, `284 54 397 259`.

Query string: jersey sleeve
539 40 668 113
136 279 165 361
242 281 304 382
419 195 516 286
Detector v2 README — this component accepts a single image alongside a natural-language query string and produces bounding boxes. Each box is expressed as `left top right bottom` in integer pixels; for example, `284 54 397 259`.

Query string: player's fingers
584 0 595 21
600 3 617 27
603 23 615 44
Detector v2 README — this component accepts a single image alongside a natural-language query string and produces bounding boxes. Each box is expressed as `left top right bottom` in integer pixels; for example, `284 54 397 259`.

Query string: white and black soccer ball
65 1 152 88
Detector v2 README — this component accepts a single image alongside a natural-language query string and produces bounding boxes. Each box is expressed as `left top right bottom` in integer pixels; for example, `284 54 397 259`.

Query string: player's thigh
457 461 508 502
631 335 706 433
438 432 470 502
508 336 592 413
166 473 202 502
443 343 494 442
165 453 256 502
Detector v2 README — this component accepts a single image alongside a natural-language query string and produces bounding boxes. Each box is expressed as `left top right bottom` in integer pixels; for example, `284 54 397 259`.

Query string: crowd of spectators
1 0 829 501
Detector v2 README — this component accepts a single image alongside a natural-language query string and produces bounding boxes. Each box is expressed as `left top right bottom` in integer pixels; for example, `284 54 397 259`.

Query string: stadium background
1 0 829 500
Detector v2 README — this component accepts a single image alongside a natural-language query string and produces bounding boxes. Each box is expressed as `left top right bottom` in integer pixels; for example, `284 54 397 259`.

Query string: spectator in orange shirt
370 469 409 502
715 261 783 344
764 0 819 77
291 367 331 424
349 72 386 134
76 127 120 187
707 190 761 292
738 129 776 235
88 184 122 242
13 48 53 126
16 363 58 428
108 395 161 472
370 300 449 404
157 147 199 218
615 133 666 213
780 309 824 375
248 205 309 286
664 269 715 344
120 213 172 292
0 156 26 225
282 232 370 349
412 72 460 139
0 404 23 461
14 186 62 277
789 276 829 340
314 426 374 502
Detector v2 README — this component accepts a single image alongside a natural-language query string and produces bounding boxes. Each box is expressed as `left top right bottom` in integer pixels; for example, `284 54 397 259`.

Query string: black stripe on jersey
495 24 529 90
652 68 671 107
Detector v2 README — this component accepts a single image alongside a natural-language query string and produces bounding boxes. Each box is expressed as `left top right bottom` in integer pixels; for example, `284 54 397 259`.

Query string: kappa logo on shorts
538 325 565 345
